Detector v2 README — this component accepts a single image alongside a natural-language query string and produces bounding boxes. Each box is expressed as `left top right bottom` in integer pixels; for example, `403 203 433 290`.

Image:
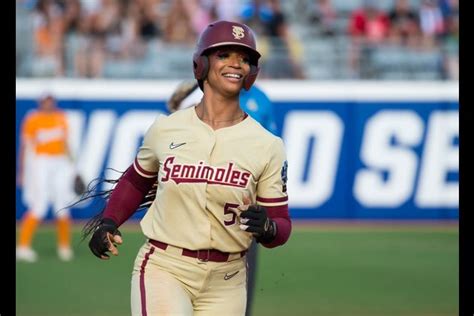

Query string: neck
196 94 244 129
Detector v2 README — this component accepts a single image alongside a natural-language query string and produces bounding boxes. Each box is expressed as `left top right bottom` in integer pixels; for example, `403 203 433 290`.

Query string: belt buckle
197 249 210 262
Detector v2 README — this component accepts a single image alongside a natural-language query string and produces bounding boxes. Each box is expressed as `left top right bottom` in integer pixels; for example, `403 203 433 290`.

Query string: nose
228 53 242 68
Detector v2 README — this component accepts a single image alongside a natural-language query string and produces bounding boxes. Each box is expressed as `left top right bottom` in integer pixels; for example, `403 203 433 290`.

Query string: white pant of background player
18 153 75 262
24 154 75 219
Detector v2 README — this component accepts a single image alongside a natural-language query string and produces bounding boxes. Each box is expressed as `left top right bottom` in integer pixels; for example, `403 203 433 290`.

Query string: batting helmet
193 20 261 91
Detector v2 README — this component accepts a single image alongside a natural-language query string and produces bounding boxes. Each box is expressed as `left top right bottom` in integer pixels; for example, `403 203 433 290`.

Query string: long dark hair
67 167 157 242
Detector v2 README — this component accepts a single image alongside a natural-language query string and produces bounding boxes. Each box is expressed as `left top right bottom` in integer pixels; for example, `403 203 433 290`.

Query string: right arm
87 162 157 260
102 160 158 227
17 138 26 187
87 116 163 259
17 114 34 187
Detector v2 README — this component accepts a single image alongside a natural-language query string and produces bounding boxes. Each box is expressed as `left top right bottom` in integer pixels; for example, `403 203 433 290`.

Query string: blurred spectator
241 0 305 79
347 0 390 78
181 0 213 38
206 0 241 22
93 0 122 58
441 0 458 79
162 0 196 44
61 0 82 75
239 0 272 36
72 0 123 77
135 0 162 42
72 10 105 77
419 0 445 48
31 0 65 77
15 0 458 80
438 0 458 22
308 0 337 37
348 0 390 44
387 0 421 48
120 1 153 60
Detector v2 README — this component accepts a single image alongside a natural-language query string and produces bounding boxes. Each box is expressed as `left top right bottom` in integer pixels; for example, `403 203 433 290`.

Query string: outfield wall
16 79 459 220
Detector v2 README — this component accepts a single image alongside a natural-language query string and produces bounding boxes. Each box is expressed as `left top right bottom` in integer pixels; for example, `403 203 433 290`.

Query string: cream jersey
134 106 288 253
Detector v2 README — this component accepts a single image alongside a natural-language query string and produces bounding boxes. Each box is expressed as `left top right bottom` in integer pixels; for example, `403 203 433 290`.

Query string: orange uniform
19 108 74 220
22 110 69 156
17 100 75 263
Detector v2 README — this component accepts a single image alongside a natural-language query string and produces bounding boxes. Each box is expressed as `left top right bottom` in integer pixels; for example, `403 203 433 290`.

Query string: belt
149 239 246 263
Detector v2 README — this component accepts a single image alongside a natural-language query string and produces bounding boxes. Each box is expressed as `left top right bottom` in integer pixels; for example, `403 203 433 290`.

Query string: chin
224 89 241 98
222 83 243 96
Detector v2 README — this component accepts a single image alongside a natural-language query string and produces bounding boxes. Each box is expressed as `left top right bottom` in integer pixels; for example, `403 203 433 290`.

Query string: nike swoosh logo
224 271 239 280
169 142 186 150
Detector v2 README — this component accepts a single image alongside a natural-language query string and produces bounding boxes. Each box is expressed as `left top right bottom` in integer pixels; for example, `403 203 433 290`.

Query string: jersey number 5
224 203 239 226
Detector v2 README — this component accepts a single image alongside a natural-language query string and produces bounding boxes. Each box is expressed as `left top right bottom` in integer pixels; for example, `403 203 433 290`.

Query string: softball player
84 20 291 315
166 79 277 316
16 93 75 262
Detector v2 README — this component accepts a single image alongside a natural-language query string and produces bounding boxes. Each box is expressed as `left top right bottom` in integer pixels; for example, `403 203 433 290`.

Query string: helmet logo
232 26 245 40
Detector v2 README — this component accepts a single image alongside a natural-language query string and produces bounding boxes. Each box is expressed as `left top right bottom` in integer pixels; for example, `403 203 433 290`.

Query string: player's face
39 96 56 112
206 46 251 96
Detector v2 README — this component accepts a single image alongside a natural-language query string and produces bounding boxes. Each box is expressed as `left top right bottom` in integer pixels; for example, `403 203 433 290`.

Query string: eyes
216 51 250 65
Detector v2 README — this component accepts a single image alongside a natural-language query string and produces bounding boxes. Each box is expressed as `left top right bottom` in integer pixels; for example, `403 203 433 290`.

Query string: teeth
223 74 241 79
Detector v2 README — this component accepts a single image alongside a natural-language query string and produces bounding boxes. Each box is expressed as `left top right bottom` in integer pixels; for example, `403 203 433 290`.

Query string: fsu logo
232 26 245 40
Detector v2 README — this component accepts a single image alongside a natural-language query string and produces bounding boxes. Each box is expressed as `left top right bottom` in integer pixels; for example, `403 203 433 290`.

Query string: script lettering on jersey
161 156 251 188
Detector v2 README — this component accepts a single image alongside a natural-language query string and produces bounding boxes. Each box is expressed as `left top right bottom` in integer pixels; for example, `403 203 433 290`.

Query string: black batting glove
89 218 122 259
240 205 277 244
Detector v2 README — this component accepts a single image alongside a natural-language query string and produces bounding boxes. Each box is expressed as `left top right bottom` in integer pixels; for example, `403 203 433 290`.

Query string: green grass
16 223 458 316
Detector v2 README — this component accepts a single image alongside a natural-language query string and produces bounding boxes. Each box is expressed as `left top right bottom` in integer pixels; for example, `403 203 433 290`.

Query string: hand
73 174 86 195
88 218 123 260
239 198 276 244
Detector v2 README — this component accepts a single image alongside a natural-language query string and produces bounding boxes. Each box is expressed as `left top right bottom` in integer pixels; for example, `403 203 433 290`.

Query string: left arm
240 138 292 248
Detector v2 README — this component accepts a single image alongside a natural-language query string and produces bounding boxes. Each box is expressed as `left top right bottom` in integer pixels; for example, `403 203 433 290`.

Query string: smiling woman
79 20 291 316
203 47 252 102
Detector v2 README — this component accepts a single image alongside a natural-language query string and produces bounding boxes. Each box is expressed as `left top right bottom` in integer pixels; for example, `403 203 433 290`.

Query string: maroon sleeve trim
256 196 288 203
134 157 156 177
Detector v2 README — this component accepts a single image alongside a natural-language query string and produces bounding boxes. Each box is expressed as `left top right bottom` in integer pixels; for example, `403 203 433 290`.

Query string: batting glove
240 205 277 244
88 218 122 259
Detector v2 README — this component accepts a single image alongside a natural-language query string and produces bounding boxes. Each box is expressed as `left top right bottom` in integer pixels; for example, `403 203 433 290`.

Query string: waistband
148 239 246 263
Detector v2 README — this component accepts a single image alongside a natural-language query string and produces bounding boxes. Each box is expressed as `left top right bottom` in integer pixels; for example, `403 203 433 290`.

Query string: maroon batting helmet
193 20 261 91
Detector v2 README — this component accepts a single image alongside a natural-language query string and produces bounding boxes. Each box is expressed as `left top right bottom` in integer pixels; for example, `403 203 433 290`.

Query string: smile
222 73 243 80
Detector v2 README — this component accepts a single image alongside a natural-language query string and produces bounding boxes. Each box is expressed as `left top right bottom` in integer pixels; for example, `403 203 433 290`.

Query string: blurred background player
166 79 277 316
16 93 78 262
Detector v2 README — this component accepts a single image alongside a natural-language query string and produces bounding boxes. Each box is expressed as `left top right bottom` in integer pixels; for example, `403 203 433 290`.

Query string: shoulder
24 109 38 119
55 110 68 120
164 106 194 123
245 116 281 145
22 110 40 125
148 107 193 130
